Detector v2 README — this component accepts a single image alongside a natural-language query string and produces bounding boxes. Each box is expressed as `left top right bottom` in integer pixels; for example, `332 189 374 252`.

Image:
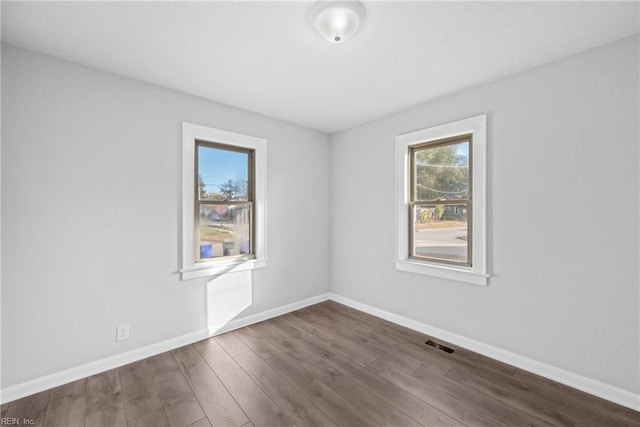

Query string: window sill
395 260 489 286
181 258 268 280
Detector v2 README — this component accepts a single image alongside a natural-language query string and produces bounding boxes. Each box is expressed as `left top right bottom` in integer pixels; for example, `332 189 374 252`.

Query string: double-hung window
409 134 472 266
195 141 254 262
396 114 488 285
181 123 267 280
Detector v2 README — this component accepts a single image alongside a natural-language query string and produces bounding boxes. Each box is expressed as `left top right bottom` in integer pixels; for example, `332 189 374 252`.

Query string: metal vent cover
425 339 455 353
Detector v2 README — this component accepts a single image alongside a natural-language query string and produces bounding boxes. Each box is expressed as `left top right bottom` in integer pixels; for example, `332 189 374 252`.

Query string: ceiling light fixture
310 0 366 44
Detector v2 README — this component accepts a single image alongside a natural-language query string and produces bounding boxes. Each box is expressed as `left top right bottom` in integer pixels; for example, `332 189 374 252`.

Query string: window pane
198 145 249 201
414 141 469 201
412 204 469 264
198 204 251 260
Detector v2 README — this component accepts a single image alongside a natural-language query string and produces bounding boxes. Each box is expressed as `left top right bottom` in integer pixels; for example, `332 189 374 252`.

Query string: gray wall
330 36 639 393
1 45 331 387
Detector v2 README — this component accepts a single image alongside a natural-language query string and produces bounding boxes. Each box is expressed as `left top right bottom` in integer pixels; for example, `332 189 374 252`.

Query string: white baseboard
0 328 209 405
210 293 331 336
1 293 331 405
328 292 640 412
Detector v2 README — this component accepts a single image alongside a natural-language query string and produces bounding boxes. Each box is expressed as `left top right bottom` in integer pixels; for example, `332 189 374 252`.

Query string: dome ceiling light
310 0 366 44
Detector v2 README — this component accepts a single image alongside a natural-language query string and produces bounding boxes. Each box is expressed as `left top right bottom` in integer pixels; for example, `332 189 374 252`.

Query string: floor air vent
425 339 455 353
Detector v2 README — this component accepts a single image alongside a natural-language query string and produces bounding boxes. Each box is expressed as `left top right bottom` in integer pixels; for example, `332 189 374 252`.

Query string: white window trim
395 114 488 286
181 122 267 280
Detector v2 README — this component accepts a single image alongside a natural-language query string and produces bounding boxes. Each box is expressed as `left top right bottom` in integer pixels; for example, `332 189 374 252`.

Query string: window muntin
195 141 255 262
409 134 472 266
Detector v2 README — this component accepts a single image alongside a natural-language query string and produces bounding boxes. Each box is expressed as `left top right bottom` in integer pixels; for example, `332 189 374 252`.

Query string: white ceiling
2 1 638 134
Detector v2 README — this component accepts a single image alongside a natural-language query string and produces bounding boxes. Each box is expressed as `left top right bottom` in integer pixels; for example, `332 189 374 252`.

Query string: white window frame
395 114 488 286
181 122 267 280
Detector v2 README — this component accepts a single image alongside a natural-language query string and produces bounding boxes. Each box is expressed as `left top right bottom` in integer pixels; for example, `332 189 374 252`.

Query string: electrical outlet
116 324 130 341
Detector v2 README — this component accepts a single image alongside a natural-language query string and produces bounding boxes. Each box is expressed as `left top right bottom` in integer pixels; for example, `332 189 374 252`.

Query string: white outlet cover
116 324 130 341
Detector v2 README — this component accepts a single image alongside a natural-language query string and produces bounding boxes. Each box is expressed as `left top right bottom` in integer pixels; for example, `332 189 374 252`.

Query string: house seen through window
410 134 471 266
195 141 254 262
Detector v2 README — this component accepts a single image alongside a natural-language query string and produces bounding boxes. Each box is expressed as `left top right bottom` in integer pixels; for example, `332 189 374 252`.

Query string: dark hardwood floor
3 300 639 426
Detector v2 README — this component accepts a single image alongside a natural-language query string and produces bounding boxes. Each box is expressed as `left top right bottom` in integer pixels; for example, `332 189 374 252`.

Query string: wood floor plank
294 306 422 375
368 359 511 426
324 301 479 371
172 344 248 427
412 364 554 427
4 389 50 427
308 303 375 327
308 360 422 426
308 304 420 362
443 366 577 426
127 408 169 427
235 350 338 427
266 352 378 427
48 378 87 399
247 320 330 368
42 394 86 427
43 378 87 427
147 352 194 404
195 338 292 427
341 361 464 426
320 321 422 374
317 307 463 376
86 369 122 417
215 331 251 357
147 352 206 427
513 368 640 425
453 364 638 427
119 361 156 399
473 354 517 376
187 418 212 427
119 360 162 422
314 305 456 376
189 418 213 427
255 316 350 370
85 401 127 427
289 306 336 331
233 325 283 360
320 300 384 325
368 318 479 372
161 398 206 427
283 312 376 367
